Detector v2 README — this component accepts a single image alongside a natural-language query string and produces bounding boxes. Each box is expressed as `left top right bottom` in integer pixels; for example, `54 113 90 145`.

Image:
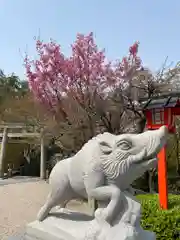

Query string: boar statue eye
116 140 132 150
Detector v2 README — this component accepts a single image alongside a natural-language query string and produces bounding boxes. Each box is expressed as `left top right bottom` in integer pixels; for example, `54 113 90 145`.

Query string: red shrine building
141 92 180 209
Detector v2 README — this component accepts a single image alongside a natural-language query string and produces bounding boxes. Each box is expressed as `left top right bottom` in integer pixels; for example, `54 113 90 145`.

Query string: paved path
0 181 89 240
0 176 41 186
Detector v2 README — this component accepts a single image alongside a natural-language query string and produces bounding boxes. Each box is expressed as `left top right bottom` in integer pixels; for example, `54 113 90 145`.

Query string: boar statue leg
84 171 122 225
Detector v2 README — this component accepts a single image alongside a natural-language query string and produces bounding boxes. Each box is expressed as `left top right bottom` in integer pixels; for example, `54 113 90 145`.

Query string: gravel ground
0 181 90 240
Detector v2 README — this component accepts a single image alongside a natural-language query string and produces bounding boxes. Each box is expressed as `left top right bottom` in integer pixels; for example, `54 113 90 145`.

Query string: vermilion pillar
158 146 168 209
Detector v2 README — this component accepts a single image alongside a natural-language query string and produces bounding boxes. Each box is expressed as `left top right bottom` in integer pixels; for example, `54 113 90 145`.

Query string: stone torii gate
0 125 47 180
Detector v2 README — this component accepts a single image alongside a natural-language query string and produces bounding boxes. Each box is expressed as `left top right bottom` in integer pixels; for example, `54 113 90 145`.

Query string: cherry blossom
24 33 142 113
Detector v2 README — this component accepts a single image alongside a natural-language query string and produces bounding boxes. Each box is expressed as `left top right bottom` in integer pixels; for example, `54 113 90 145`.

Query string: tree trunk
175 134 180 175
148 169 156 193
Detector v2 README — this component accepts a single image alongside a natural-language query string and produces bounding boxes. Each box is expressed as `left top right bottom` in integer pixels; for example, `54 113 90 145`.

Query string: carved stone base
24 209 92 240
24 209 156 240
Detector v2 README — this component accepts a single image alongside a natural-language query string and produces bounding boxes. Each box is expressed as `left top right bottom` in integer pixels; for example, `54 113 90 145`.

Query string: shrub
137 194 180 240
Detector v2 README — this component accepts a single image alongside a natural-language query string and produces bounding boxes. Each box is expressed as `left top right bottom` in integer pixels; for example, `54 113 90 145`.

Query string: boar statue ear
99 141 112 154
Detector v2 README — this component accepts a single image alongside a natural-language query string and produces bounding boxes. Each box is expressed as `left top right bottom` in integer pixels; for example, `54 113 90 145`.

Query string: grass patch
137 194 180 239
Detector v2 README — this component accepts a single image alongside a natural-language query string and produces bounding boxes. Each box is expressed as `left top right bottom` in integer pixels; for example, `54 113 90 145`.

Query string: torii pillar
158 146 168 209
40 130 46 180
0 128 8 179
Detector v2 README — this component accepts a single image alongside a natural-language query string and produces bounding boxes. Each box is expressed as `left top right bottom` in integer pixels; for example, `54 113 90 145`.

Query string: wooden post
158 146 168 209
40 132 46 179
0 128 8 178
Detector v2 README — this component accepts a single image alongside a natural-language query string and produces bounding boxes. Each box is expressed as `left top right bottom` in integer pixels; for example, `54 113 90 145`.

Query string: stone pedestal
24 208 156 240
25 210 93 240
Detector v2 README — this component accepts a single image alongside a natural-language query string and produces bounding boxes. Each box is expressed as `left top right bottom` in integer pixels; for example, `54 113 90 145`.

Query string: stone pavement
0 181 89 240
0 181 50 240
8 232 25 240
0 176 41 186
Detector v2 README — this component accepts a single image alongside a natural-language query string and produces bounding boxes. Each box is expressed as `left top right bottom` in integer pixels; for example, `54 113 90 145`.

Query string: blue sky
0 0 180 79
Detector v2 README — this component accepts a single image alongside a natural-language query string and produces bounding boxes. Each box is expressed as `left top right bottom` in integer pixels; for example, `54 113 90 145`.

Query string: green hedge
137 194 180 240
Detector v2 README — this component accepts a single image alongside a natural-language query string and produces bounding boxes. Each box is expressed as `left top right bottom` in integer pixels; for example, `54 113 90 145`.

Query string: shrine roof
140 92 180 110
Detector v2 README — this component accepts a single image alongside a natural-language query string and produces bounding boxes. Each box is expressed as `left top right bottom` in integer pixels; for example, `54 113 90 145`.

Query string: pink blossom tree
25 33 148 149
25 32 180 190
